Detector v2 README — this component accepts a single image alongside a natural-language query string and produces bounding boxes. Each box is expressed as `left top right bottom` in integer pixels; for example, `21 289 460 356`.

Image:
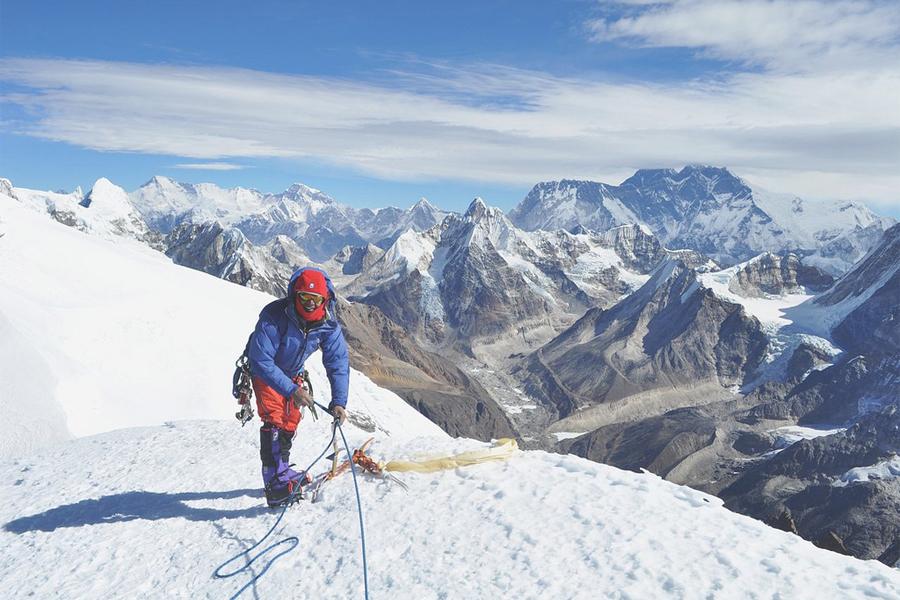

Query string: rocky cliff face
728 253 833 297
722 405 900 564
819 224 900 357
164 221 296 295
336 299 516 441
326 243 385 276
515 261 769 427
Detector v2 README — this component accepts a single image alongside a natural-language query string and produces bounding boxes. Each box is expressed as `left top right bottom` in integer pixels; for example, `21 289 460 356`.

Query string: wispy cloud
172 162 246 171
590 0 900 72
0 56 898 208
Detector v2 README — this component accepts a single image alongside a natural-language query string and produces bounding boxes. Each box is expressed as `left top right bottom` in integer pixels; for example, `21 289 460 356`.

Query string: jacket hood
287 267 338 317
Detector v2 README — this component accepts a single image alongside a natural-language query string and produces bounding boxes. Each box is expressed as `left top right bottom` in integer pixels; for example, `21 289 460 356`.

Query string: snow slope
0 194 441 458
3 421 900 599
3 187 900 599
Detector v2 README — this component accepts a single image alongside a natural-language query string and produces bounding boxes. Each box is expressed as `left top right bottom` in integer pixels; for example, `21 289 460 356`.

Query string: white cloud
590 0 900 72
172 162 246 171
0 57 898 210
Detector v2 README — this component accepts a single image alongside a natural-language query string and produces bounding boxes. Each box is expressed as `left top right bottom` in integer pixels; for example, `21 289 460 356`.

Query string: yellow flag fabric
383 438 519 473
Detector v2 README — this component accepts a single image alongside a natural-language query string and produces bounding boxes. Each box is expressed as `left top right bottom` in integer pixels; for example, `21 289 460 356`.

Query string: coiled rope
213 402 369 599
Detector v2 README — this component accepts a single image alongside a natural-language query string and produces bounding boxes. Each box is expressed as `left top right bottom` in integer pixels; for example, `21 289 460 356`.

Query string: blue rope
213 506 298 600
337 420 370 599
213 422 337 599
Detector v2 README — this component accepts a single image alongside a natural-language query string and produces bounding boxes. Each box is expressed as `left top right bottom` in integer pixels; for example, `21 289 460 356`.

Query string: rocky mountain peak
405 197 445 230
145 175 178 188
464 197 489 220
277 183 337 210
622 165 750 203
511 166 890 272
817 223 900 308
619 168 679 188
462 197 513 228
411 197 435 212
677 164 739 181
457 198 517 251
0 178 16 200
283 182 320 195
517 252 768 425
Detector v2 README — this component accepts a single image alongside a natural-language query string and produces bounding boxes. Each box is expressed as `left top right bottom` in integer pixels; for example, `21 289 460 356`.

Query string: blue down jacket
247 267 350 407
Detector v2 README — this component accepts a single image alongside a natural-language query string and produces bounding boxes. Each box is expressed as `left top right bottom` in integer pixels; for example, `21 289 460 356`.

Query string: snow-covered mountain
345 198 714 352
11 177 162 248
737 223 900 426
8 178 899 598
129 176 449 261
509 166 894 274
128 175 271 233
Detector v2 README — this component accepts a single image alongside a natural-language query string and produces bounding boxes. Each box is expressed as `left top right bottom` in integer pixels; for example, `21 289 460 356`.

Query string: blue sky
2 0 899 215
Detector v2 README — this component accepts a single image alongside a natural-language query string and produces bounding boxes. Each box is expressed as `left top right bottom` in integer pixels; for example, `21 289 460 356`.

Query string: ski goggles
296 292 326 306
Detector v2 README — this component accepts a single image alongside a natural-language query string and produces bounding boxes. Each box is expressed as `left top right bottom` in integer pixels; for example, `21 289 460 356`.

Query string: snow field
3 420 900 599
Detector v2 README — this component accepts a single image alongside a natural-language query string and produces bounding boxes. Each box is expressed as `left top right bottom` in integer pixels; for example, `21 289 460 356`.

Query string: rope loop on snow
213 418 336 599
213 401 370 600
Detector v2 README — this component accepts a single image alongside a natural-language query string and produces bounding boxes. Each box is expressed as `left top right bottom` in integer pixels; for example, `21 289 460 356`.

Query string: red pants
252 376 303 433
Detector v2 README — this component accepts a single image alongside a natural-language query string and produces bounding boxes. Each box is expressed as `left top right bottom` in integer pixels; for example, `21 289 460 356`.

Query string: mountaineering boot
260 425 312 507
264 471 313 507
